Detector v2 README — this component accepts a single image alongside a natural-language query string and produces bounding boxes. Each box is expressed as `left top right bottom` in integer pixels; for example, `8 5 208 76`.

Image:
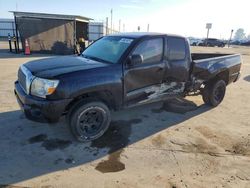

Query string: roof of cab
108 32 184 39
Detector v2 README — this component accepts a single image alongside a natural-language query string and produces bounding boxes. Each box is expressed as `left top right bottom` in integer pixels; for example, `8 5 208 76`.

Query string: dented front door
124 37 185 106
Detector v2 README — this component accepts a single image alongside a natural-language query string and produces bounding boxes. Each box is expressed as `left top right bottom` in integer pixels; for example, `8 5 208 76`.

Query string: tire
202 80 226 107
67 100 111 142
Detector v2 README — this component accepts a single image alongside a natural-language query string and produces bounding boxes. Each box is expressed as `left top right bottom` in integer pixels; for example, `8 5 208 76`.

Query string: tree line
234 28 250 41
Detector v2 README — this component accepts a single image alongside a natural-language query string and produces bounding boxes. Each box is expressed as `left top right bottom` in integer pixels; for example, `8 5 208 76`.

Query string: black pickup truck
14 33 241 142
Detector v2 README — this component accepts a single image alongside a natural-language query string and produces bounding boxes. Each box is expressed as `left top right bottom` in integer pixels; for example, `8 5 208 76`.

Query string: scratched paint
139 82 185 104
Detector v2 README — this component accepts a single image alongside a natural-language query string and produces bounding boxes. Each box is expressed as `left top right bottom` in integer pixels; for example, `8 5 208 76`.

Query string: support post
74 20 77 54
14 16 19 52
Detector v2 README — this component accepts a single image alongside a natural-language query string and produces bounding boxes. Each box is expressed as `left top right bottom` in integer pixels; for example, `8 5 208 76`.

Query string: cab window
132 38 163 64
168 37 186 61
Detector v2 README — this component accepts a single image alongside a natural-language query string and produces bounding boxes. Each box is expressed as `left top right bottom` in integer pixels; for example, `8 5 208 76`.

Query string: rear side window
168 37 186 60
132 38 163 64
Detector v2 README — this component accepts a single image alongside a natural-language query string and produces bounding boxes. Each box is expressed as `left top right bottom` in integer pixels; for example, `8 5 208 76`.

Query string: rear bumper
228 72 241 84
233 72 241 82
14 81 72 123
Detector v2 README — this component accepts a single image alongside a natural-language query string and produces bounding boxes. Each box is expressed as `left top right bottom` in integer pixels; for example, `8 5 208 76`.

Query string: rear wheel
67 100 111 142
202 80 226 107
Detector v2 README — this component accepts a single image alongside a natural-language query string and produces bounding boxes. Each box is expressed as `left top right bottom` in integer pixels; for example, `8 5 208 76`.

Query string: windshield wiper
82 54 112 64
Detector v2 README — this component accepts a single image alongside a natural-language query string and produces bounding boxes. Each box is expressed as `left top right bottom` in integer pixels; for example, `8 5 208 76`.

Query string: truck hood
24 56 109 78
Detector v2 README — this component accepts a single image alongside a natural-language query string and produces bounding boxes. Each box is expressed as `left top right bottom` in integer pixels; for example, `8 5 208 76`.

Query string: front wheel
67 100 111 142
202 80 226 107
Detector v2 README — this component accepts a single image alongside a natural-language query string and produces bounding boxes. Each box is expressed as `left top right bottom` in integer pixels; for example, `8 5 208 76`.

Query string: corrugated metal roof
10 11 93 22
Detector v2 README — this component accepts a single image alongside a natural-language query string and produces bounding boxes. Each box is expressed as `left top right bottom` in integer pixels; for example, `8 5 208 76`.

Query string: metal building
0 18 16 37
88 22 118 41
11 11 93 54
88 22 107 41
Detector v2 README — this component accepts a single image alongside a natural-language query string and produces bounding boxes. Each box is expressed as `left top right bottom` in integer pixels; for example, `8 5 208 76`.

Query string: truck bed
191 53 242 84
192 53 233 60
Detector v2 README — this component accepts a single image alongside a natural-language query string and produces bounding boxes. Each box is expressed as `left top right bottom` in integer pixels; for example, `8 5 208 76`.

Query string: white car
188 38 202 46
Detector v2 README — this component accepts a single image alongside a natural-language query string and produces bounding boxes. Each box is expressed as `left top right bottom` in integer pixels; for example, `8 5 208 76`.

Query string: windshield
82 36 134 64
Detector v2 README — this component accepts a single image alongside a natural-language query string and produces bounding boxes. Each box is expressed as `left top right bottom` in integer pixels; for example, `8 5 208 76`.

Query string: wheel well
64 91 116 114
214 70 229 85
203 70 229 88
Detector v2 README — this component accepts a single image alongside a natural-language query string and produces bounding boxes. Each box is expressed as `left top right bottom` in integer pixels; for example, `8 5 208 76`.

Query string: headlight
31 77 59 98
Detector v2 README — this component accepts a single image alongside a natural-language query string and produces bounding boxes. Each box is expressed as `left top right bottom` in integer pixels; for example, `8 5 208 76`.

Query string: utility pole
228 29 234 48
110 9 113 34
119 19 121 32
106 17 109 35
137 26 140 32
123 24 125 32
147 24 149 32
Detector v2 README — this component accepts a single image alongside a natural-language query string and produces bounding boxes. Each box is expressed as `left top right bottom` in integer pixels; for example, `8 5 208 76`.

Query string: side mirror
128 54 143 67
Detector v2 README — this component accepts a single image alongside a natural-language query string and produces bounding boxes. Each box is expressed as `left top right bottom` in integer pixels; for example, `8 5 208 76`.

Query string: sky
0 0 249 39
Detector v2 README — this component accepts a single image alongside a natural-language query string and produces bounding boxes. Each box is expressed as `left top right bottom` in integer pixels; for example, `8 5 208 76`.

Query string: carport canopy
10 11 93 54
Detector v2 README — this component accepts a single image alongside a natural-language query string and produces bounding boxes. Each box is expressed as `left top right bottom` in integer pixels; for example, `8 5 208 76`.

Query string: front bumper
14 81 72 123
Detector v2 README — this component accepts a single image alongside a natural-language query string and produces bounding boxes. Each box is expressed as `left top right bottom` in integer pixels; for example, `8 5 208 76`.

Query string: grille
18 67 27 93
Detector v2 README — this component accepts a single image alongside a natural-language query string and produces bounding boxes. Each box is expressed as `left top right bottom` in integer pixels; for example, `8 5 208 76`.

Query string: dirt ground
0 45 250 188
